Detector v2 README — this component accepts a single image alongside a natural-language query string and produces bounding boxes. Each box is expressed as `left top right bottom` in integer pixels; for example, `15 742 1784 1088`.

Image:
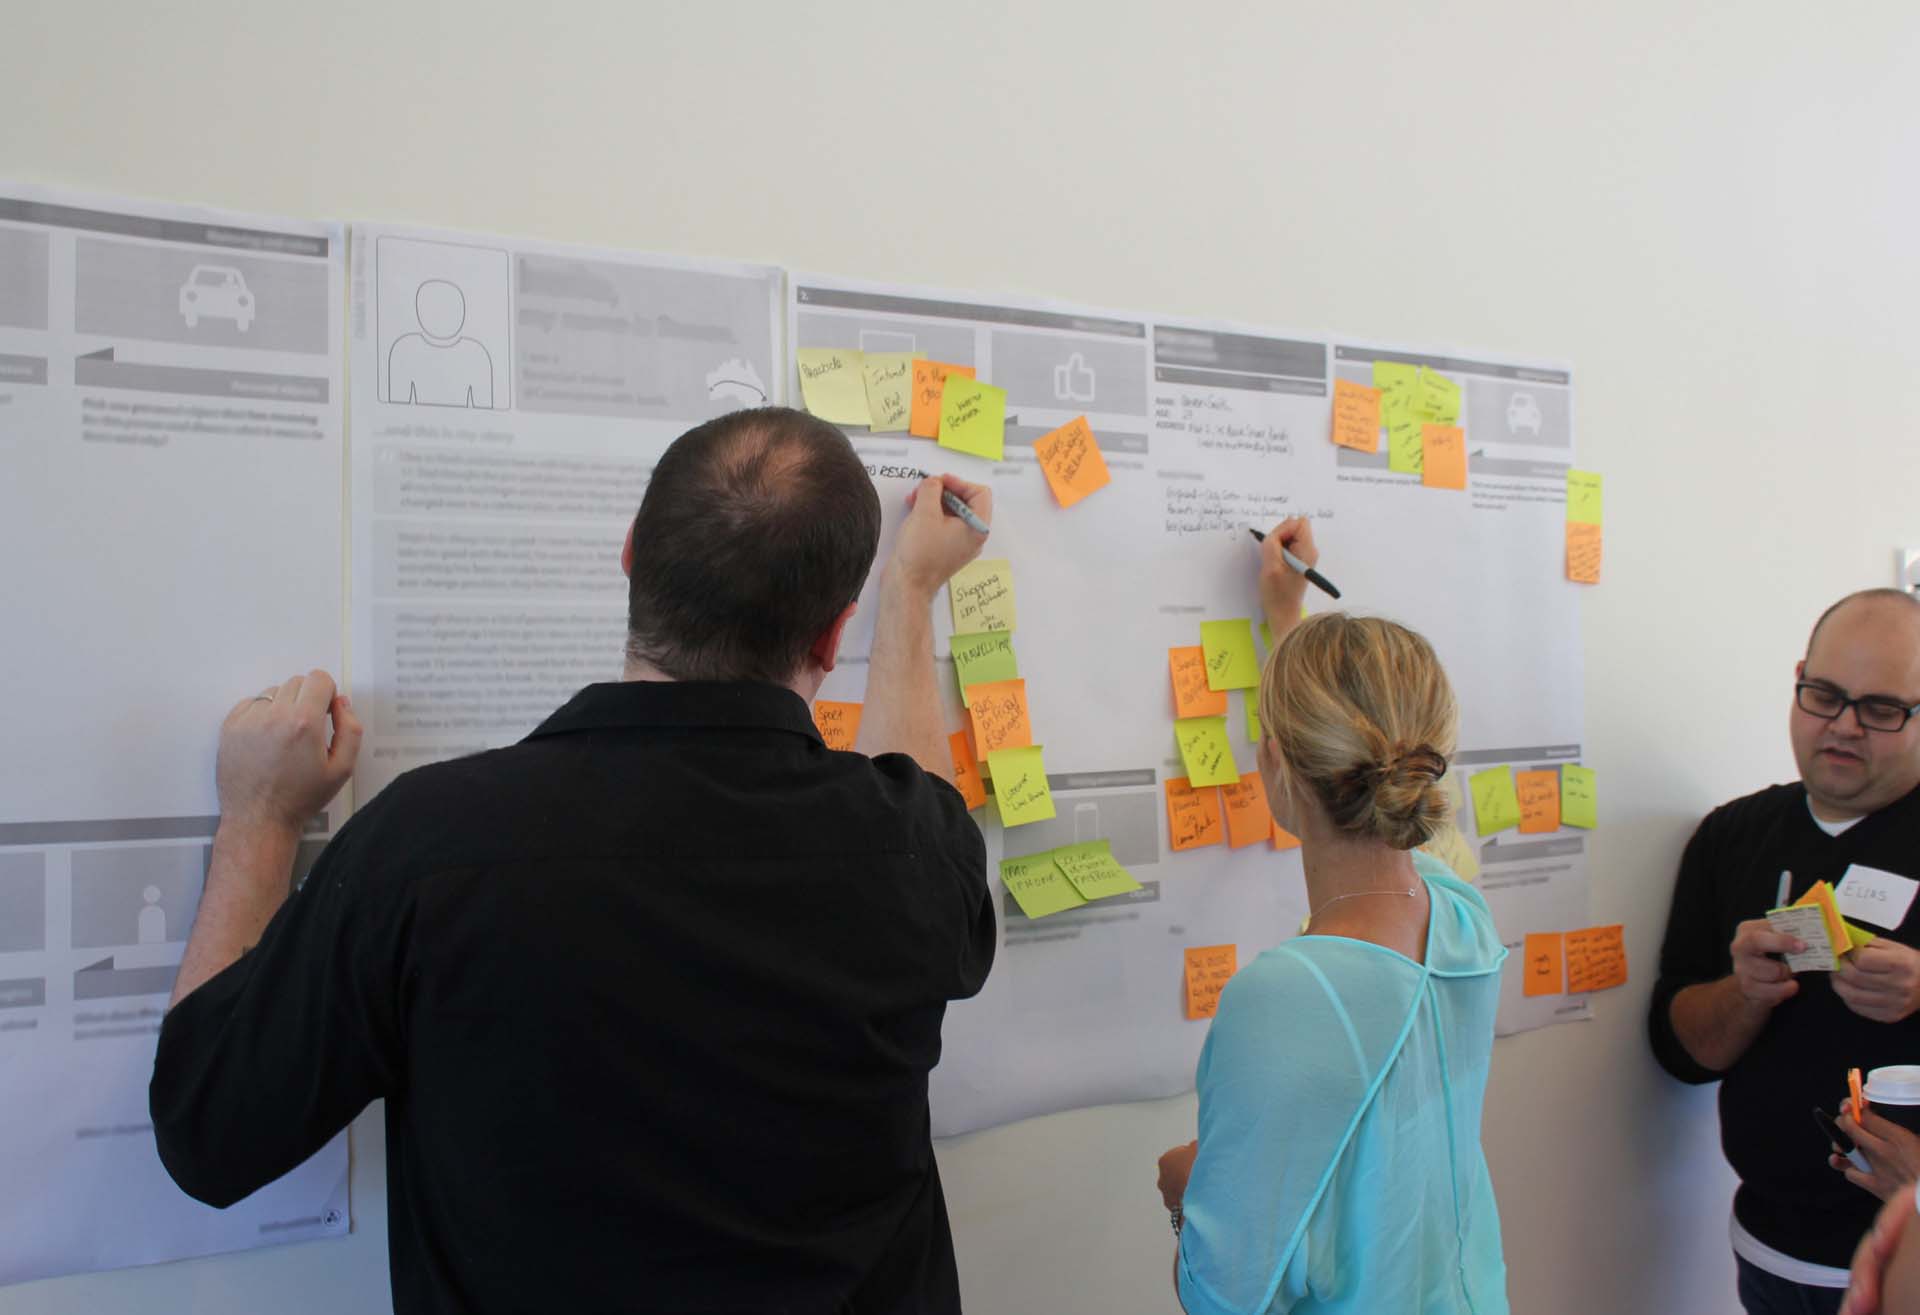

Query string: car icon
1505 392 1542 436
179 265 255 332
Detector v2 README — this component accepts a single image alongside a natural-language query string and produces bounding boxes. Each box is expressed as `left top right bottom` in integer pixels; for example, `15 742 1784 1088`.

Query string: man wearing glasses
1652 589 1920 1314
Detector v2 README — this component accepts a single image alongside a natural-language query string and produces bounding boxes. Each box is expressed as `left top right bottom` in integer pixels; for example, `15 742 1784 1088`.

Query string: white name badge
1834 864 1920 930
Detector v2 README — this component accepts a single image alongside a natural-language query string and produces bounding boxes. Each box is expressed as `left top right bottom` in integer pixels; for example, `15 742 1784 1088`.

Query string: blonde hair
1258 613 1458 851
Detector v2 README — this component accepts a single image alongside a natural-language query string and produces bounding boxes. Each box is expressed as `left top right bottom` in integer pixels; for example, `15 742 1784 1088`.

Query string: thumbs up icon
1052 351 1096 404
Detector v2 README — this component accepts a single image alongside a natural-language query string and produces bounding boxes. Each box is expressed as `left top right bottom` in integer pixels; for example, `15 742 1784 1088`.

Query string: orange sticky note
949 729 986 811
1567 521 1602 584
1564 924 1628 992
812 700 862 752
1165 777 1224 851
1184 943 1238 1020
967 678 1032 756
1270 821 1302 851
1421 424 1466 490
1034 415 1111 508
1516 769 1560 835
1522 932 1565 997
908 360 976 439
1169 647 1229 718
1331 378 1382 452
1221 771 1273 849
1793 881 1850 954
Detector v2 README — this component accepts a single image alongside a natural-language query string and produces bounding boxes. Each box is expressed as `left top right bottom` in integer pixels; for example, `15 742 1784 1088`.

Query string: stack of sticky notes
1768 880 1877 971
998 841 1143 920
946 559 1056 829
1374 362 1461 477
1566 469 1601 584
1521 925 1629 996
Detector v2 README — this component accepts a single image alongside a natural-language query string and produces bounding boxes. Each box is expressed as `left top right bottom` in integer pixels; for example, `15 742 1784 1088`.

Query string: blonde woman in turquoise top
1157 518 1510 1315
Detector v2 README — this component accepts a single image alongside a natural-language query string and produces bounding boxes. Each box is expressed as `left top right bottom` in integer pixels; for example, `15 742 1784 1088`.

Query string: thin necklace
1309 883 1418 924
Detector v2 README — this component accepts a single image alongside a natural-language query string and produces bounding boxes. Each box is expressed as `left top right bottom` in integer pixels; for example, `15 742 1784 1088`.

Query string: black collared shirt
152 681 994 1314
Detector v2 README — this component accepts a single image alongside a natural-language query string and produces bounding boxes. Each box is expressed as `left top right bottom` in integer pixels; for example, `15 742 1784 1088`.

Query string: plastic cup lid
1865 1066 1920 1103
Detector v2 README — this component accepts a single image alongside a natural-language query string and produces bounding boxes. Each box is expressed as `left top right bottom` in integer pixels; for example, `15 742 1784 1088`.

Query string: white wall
6 1 1920 1310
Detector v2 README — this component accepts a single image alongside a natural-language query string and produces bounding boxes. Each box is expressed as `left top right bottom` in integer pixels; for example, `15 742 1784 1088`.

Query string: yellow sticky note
796 348 869 425
988 746 1055 828
909 360 975 439
1331 379 1382 452
1000 853 1086 920
1522 932 1565 997
938 374 1006 461
1221 771 1272 850
1517 769 1560 834
1271 820 1302 851
1560 765 1597 829
1200 619 1261 691
1566 521 1602 585
1244 692 1261 743
952 631 1017 708
1415 367 1461 424
1566 470 1603 524
1184 943 1238 1020
1051 840 1142 902
949 730 986 811
1421 424 1466 491
1372 360 1418 410
1564 924 1628 992
949 558 1015 633
1034 415 1111 507
1175 716 1239 788
862 352 919 432
1846 919 1880 952
1166 777 1224 851
968 678 1032 757
1387 413 1424 475
1169 647 1228 719
1469 766 1523 836
811 700 862 752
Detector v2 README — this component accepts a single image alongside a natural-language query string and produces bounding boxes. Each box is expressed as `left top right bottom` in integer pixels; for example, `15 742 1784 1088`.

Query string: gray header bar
1048 769 1159 789
1479 837 1586 864
1335 345 1569 386
1453 745 1582 765
1154 327 1326 380
1155 366 1325 397
76 349 328 403
795 285 1146 339
0 812 328 846
1334 448 1573 481
0 197 329 259
1006 423 1149 455
0 978 45 1009
0 354 47 385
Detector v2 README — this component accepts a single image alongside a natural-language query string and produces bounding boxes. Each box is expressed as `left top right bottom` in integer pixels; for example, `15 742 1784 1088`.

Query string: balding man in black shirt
1652 589 1920 1315
151 407 998 1314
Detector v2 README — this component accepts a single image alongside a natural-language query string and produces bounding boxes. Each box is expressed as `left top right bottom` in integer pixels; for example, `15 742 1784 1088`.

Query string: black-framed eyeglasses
1795 681 1920 733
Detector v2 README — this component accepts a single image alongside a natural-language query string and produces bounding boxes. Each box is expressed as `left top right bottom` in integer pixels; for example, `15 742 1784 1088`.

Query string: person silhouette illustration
387 279 495 408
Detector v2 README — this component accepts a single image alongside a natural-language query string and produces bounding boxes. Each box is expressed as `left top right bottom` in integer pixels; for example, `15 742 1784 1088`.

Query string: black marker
1247 527 1341 600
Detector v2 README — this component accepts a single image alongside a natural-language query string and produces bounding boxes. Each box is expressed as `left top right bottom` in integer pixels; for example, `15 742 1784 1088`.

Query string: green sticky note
1260 621 1274 651
1567 470 1603 525
999 852 1087 920
949 558 1016 633
1175 716 1240 787
862 351 920 432
952 631 1018 708
937 374 1007 461
1372 360 1418 408
795 348 869 425
1560 765 1597 829
988 745 1056 828
1200 618 1260 691
1469 766 1524 837
1415 367 1461 424
1387 413 1424 474
1244 692 1261 743
1050 840 1143 902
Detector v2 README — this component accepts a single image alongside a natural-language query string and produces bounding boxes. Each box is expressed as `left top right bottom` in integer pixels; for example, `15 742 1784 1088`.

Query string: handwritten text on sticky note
1565 924 1627 992
1184 943 1238 1020
1516 769 1560 834
1560 765 1596 829
1166 777 1224 851
989 745 1055 828
1000 853 1085 920
1170 647 1228 718
862 352 919 432
1469 766 1523 836
948 729 986 810
938 374 1007 461
1222 771 1273 849
952 631 1018 707
1175 716 1239 788
1034 415 1111 507
909 360 976 439
1421 424 1466 491
1331 379 1382 452
968 678 1033 756
796 348 869 425
1522 932 1565 997
950 558 1016 633
812 700 862 752
1200 619 1261 691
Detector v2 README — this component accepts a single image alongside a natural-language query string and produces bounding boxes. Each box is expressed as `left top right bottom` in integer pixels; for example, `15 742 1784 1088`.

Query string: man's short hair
626 407 881 684
1806 588 1920 658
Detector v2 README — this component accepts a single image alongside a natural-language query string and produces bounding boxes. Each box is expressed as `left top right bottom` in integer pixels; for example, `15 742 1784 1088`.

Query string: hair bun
1366 743 1452 850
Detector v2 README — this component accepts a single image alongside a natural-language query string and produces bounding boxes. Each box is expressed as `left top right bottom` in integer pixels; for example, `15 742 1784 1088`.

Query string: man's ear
620 521 636 579
809 602 859 675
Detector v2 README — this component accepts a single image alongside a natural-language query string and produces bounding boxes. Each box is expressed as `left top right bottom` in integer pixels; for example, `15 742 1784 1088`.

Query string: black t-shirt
1648 780 1920 1269
151 681 996 1315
